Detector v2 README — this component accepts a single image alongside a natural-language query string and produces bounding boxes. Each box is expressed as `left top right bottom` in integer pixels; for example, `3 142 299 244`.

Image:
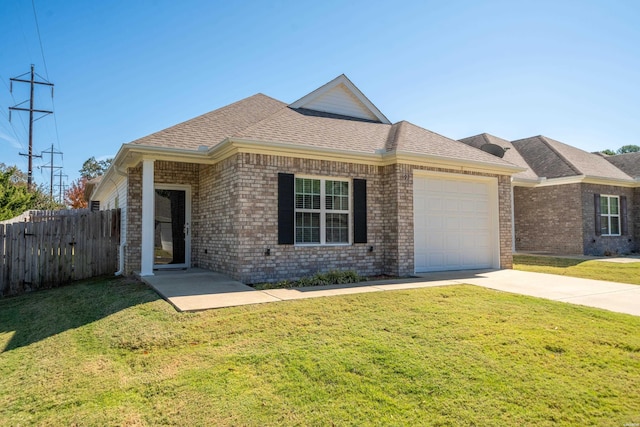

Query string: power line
30 0 62 152
0 72 30 140
55 171 68 204
31 0 49 80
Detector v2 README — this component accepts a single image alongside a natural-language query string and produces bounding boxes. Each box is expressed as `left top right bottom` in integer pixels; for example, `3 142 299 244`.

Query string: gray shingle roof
130 94 287 150
459 133 539 181
127 92 517 169
605 152 640 178
236 107 390 153
512 136 633 181
390 122 511 164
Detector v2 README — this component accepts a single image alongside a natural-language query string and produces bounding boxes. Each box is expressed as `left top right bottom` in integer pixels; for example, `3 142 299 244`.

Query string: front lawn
1 277 639 426
514 254 640 285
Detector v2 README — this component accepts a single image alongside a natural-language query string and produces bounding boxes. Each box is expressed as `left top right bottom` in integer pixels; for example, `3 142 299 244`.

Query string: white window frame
294 176 351 246
600 195 621 236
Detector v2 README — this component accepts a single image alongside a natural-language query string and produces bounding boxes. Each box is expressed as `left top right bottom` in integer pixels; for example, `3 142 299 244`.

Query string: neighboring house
89 75 523 283
460 134 639 256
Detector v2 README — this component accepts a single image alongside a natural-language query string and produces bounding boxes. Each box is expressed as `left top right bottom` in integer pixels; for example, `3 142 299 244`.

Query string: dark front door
154 188 188 268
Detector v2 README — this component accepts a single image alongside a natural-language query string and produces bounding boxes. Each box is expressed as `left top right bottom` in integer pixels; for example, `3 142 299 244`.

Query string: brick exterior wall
514 184 583 254
229 154 386 283
125 165 142 274
581 184 636 256
634 188 640 252
124 154 515 282
514 183 638 256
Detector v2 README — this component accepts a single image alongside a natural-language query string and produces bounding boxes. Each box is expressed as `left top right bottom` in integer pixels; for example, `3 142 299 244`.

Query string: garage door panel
414 175 497 272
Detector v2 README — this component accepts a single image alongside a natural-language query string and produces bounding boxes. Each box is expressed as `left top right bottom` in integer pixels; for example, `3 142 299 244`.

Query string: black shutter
594 194 601 236
620 195 628 236
278 173 295 244
353 179 367 243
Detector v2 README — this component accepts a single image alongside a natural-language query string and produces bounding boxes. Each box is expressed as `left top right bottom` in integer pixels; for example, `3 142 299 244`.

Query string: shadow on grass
513 255 586 268
0 276 160 352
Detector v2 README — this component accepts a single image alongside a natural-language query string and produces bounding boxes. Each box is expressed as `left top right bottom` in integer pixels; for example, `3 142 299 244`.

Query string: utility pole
55 171 68 204
9 64 54 190
41 144 63 199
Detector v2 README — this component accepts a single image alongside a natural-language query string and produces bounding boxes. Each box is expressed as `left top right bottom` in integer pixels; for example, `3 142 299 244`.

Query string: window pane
296 178 321 210
610 216 620 235
326 180 348 211
610 197 619 214
326 213 348 243
600 215 610 235
600 197 609 215
296 212 320 243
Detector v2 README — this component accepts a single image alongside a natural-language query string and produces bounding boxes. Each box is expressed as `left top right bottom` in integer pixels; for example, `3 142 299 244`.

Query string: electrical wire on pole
55 171 68 204
9 64 53 190
40 143 63 199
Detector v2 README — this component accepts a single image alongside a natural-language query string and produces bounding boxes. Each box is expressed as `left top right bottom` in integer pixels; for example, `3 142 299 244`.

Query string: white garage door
413 174 498 272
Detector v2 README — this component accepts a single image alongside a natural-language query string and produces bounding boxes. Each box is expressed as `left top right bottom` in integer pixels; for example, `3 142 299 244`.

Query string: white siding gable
300 83 379 121
289 74 391 124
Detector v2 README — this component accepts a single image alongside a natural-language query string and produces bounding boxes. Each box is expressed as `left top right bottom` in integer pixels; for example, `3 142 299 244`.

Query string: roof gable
512 135 633 181
289 74 390 124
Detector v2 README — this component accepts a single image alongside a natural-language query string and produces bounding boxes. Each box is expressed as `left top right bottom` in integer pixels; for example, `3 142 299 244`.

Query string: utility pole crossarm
10 77 53 86
9 107 53 114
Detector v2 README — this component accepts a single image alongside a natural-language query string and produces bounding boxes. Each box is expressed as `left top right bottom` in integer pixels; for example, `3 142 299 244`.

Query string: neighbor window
295 177 350 244
600 195 620 236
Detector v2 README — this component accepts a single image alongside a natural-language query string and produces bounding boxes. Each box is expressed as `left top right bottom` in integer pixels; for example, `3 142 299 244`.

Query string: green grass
1 277 639 426
514 254 640 285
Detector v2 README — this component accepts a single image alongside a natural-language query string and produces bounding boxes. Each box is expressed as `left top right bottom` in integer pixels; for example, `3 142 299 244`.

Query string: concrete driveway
142 268 640 316
420 269 640 316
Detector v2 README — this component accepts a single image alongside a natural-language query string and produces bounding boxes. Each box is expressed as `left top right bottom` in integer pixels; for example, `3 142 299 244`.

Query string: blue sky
1 0 639 190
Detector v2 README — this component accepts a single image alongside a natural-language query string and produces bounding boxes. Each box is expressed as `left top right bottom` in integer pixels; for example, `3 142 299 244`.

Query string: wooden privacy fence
0 209 121 297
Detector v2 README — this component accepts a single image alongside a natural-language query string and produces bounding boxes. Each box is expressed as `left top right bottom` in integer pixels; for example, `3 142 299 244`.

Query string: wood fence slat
0 224 6 295
61 216 73 284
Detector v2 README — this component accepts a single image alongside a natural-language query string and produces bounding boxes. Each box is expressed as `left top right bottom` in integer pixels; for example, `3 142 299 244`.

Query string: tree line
0 157 111 221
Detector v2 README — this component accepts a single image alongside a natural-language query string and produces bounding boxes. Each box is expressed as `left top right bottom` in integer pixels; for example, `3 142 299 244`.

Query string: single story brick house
89 75 523 283
460 134 639 256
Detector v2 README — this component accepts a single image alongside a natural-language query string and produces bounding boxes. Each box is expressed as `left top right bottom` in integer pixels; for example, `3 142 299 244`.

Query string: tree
0 166 36 221
79 156 112 179
65 178 88 209
617 145 640 154
600 149 616 156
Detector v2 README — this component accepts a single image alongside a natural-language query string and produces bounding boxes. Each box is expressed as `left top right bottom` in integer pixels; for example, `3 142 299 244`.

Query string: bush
253 270 364 290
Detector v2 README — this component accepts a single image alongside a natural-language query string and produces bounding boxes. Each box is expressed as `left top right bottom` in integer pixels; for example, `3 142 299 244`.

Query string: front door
154 186 191 269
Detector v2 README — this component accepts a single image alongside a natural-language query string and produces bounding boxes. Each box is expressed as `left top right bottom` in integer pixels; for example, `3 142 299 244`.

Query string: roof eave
391 150 525 175
532 174 639 188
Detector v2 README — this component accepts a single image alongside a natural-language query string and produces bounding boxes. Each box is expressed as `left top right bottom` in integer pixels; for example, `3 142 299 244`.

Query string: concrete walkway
141 268 640 316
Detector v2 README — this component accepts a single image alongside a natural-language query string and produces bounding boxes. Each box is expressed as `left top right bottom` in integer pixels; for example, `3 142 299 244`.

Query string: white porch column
140 158 155 276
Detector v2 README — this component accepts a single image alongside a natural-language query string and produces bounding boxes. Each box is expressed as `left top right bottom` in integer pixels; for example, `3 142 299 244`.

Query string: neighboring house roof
83 176 102 201
605 152 640 179
512 135 633 181
459 133 539 181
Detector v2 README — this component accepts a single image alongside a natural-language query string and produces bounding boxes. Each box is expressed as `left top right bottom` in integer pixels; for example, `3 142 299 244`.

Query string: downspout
111 165 128 276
